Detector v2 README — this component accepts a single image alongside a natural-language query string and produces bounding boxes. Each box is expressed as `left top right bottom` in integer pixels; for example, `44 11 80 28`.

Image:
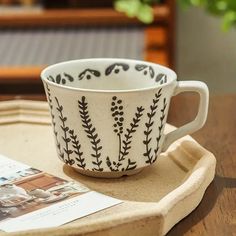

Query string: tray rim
0 100 216 236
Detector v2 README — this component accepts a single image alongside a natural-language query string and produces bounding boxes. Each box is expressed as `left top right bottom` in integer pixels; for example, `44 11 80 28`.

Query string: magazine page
0 154 122 232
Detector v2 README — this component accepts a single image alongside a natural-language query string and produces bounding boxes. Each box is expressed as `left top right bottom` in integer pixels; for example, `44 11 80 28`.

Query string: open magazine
0 154 122 232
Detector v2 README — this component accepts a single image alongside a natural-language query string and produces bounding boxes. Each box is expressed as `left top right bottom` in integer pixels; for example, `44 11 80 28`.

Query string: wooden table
168 94 236 236
0 93 235 235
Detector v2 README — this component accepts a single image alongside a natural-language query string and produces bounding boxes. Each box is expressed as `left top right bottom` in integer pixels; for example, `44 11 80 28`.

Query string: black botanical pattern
111 96 124 135
106 156 123 172
47 73 74 85
78 96 103 171
155 73 167 84
121 106 145 160
45 83 168 173
111 96 124 162
135 64 155 78
153 97 167 163
69 129 85 169
78 69 101 80
105 63 129 75
143 89 162 164
45 84 64 161
107 102 145 172
55 97 75 165
106 96 124 171
125 159 137 171
120 106 144 170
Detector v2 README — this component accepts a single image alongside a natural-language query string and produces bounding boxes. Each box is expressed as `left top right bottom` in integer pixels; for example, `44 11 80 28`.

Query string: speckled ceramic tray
0 100 216 236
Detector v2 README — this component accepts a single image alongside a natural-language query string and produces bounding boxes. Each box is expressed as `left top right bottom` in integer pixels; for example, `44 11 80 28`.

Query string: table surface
0 93 235 236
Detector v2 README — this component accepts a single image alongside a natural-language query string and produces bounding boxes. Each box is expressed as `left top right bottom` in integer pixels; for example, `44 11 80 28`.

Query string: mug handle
162 81 209 152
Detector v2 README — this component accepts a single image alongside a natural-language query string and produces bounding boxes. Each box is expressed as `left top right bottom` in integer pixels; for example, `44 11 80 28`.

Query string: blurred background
0 0 235 94
177 5 236 94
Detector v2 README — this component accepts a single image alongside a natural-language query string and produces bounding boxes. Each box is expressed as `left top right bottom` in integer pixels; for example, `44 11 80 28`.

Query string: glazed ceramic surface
41 58 209 177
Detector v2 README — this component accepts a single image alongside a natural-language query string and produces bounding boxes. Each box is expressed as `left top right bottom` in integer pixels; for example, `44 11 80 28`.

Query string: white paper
0 154 122 232
0 191 121 232
0 154 30 182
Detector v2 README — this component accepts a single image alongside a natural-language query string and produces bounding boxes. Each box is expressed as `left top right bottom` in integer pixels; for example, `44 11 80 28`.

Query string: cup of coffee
41 58 209 178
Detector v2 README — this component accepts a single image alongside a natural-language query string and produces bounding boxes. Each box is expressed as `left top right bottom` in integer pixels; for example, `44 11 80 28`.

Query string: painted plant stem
107 96 124 171
107 102 145 171
69 129 85 169
119 106 145 171
55 97 74 165
45 84 64 161
143 89 162 164
153 98 167 162
125 158 137 171
106 134 122 172
120 106 145 161
78 96 103 171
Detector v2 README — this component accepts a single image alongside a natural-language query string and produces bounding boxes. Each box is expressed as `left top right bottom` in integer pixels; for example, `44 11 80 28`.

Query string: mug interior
41 58 177 91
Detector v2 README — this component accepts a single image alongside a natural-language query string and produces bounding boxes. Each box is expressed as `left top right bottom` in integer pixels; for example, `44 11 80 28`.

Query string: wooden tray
0 100 216 236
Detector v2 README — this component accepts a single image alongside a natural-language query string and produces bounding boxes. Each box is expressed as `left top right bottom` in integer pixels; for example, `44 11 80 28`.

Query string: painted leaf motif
78 71 86 80
149 66 155 78
56 74 61 84
64 73 74 82
78 96 103 171
155 73 165 83
135 64 147 71
48 76 55 82
91 70 101 77
105 64 116 75
120 63 129 71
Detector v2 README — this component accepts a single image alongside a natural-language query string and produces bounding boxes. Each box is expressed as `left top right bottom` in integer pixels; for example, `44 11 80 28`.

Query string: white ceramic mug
41 58 209 178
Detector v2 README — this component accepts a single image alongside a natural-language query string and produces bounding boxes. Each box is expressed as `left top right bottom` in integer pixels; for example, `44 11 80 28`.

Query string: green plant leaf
115 0 154 23
137 3 154 23
115 0 141 17
177 0 236 30
222 10 236 31
216 1 227 11
114 0 236 29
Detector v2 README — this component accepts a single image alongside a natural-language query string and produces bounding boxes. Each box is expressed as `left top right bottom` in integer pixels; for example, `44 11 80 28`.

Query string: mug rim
41 58 177 93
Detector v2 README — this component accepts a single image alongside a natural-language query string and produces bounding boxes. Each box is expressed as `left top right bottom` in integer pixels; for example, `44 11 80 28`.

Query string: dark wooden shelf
0 67 44 82
0 0 175 93
0 6 169 27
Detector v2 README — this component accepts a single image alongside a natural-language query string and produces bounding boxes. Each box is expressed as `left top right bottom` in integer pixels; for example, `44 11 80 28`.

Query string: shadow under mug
41 58 209 178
